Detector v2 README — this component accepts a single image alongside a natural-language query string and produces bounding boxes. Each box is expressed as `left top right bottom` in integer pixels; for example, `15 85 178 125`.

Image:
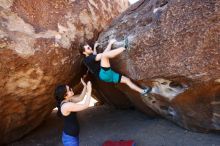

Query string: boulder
97 0 220 131
0 0 129 144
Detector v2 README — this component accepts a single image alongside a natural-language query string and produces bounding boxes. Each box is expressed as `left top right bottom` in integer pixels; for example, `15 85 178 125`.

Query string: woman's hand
81 78 86 87
87 81 92 95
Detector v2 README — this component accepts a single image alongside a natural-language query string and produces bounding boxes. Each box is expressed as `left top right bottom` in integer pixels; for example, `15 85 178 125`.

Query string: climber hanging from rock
79 38 151 96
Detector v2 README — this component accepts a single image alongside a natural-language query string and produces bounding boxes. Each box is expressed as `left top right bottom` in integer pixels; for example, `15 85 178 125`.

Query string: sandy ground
8 105 220 146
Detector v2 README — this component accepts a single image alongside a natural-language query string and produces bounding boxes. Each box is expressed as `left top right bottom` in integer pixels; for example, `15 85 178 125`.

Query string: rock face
0 0 129 144
97 0 220 132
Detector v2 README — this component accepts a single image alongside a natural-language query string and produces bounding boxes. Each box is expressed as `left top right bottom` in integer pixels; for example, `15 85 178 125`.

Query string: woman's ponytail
54 85 67 117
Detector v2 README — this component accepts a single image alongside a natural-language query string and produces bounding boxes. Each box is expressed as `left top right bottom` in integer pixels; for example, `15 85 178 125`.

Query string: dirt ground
8 105 220 146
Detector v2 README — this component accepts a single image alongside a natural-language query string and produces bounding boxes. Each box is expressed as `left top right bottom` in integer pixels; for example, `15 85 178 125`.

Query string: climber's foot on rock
141 87 152 97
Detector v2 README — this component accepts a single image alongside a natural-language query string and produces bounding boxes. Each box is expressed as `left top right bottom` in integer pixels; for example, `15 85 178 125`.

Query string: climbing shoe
141 87 152 96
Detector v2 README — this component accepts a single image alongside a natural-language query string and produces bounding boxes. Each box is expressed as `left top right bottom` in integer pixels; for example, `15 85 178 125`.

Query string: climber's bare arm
66 78 87 103
103 39 116 53
61 82 92 116
95 39 117 61
93 42 99 55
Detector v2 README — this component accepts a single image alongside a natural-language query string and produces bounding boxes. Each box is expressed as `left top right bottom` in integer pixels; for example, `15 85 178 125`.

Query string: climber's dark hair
79 43 86 55
54 84 67 117
79 42 93 55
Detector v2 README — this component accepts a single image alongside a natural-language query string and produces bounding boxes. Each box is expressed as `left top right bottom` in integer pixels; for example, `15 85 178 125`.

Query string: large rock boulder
97 0 220 132
0 0 129 144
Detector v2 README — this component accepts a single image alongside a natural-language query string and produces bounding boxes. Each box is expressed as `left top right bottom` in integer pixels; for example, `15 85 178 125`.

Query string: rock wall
0 0 129 144
97 0 220 132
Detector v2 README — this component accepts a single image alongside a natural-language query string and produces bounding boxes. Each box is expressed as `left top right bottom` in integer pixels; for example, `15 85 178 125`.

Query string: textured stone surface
8 107 220 146
0 0 129 144
97 0 220 131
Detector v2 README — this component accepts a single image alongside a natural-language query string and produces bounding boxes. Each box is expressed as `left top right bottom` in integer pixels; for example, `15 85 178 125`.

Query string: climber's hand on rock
94 41 100 48
109 39 117 44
